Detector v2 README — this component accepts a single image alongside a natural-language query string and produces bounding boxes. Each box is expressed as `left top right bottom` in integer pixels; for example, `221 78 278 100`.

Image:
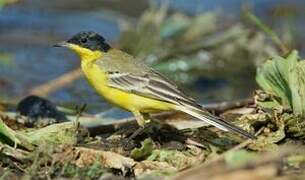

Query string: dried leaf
55 145 135 173
134 160 176 177
147 148 205 170
75 148 135 171
248 117 285 151
283 113 305 139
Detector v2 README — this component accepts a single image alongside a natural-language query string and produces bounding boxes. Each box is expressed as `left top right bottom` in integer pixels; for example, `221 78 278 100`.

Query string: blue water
0 0 304 114
0 5 119 109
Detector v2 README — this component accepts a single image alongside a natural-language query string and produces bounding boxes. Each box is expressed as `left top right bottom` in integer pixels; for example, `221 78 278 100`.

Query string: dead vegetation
1 7 305 180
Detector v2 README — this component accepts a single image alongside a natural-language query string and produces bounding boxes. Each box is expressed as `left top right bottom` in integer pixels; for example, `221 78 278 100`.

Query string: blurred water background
0 0 304 114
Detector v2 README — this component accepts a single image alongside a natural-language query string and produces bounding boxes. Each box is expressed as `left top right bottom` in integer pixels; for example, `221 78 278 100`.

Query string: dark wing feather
106 70 200 108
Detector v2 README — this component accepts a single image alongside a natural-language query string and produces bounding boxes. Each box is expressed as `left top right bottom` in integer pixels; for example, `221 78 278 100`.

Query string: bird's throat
68 44 103 63
79 50 103 63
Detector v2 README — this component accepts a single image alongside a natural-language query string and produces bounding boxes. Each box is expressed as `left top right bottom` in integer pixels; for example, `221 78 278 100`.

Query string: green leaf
224 150 258 168
130 138 153 160
287 154 305 168
0 118 78 151
0 118 34 150
0 52 15 67
256 50 305 116
26 122 78 145
289 60 305 115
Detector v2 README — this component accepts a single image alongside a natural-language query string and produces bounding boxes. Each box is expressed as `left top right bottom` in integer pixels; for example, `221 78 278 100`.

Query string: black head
66 31 111 52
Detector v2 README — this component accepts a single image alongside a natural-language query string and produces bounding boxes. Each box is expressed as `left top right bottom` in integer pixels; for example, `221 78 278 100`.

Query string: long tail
175 105 256 139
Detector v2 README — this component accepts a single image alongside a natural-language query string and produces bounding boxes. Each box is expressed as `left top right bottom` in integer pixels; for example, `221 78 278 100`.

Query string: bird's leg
133 111 150 127
127 111 151 140
126 126 145 141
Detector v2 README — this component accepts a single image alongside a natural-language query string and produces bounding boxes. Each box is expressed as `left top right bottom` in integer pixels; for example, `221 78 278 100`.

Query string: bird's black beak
53 41 69 47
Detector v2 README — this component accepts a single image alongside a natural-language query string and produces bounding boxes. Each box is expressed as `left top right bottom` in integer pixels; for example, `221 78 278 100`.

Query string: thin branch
27 68 82 97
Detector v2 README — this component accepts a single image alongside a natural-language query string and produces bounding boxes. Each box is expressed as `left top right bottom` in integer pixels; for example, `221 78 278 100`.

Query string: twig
202 98 253 114
27 68 82 97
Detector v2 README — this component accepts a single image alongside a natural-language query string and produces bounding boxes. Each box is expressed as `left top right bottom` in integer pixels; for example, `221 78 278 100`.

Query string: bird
54 31 255 139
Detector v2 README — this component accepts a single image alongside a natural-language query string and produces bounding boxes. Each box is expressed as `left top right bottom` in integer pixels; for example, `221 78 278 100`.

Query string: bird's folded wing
102 64 256 139
105 70 200 108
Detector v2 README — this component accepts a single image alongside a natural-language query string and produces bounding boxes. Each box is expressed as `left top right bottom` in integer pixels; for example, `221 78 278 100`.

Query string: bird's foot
123 125 148 150
127 125 146 141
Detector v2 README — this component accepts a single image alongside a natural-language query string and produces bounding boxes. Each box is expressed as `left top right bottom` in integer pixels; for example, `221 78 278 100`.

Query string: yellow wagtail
54 31 255 139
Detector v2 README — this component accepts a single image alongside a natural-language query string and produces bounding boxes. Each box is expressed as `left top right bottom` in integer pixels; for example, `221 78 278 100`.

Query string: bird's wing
94 49 199 107
94 51 255 139
104 68 200 108
105 68 256 139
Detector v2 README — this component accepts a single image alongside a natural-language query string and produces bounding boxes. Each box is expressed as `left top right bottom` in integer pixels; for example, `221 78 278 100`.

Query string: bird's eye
81 38 87 44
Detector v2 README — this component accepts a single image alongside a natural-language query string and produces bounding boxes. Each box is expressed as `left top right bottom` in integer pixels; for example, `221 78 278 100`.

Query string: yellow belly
81 62 174 113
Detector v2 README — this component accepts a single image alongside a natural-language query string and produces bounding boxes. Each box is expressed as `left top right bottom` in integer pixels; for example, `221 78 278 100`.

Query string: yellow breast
81 61 173 113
